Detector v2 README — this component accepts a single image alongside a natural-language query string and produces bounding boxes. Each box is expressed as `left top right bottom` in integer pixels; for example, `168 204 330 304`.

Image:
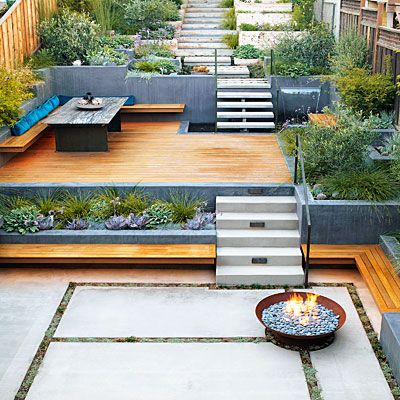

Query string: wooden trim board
121 104 185 113
0 122 48 152
303 244 400 313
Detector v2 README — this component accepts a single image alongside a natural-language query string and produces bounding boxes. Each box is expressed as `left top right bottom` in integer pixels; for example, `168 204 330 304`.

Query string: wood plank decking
304 244 400 313
0 121 291 183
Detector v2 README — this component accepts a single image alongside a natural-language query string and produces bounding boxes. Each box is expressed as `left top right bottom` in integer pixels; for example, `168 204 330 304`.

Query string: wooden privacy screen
0 0 57 69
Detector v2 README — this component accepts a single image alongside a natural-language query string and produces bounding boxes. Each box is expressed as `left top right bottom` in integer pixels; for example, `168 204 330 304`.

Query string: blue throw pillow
11 117 30 136
24 110 40 127
57 95 72 106
124 96 135 105
49 95 60 108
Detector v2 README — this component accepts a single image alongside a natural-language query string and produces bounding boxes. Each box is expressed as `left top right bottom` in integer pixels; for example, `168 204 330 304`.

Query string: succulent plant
182 212 216 230
3 206 40 234
37 214 54 230
126 213 149 230
105 215 127 230
144 202 173 228
65 218 89 230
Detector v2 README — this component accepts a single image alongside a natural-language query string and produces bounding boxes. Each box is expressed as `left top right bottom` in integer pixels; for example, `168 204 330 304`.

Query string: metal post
294 133 299 184
214 49 218 134
304 225 311 288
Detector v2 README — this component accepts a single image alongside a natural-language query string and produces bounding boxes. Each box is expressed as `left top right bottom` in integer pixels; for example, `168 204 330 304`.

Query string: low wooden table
44 97 128 152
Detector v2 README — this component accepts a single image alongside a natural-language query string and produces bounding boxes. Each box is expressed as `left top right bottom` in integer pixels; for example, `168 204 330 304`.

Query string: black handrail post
304 224 311 288
294 133 299 184
214 48 218 134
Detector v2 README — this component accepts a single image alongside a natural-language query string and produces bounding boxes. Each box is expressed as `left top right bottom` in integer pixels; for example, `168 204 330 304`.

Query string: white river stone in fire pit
261 293 340 336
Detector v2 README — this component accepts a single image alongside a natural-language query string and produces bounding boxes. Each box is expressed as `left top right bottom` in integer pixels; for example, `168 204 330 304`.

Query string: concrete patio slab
26 342 310 400
310 287 393 400
55 287 282 338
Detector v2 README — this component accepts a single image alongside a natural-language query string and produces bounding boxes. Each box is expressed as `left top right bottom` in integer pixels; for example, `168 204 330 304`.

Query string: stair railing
214 48 218 133
294 131 312 288
270 48 279 131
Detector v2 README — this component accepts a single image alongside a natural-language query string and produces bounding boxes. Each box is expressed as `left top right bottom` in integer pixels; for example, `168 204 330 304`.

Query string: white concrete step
182 23 221 29
218 229 300 247
176 49 233 56
209 66 250 77
218 79 271 89
184 17 223 23
216 212 299 230
186 7 226 12
179 42 228 49
217 92 272 99
184 56 231 64
217 101 273 108
216 196 297 213
217 111 274 118
217 247 302 266
216 265 304 285
218 121 275 129
180 29 234 36
179 36 225 43
184 12 225 18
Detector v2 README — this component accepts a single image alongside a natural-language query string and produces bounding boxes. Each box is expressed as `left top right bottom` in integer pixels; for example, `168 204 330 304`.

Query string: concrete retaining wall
380 313 400 385
49 66 216 123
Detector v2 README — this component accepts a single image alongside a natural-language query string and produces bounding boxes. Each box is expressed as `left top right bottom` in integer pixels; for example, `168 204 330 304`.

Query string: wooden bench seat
0 122 49 153
303 244 400 312
121 104 185 113
0 244 216 265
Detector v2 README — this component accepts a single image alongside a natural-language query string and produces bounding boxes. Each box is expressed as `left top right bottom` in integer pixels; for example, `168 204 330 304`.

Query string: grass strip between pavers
13 282 400 400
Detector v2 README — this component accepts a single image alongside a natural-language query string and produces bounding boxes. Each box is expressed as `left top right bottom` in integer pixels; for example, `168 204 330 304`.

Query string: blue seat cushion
41 100 54 115
58 95 72 106
123 95 135 105
49 95 60 109
24 109 40 127
11 117 30 136
36 105 49 120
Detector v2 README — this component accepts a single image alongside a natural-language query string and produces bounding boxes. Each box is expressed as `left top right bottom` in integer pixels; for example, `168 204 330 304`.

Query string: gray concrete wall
380 313 400 385
296 186 400 244
270 76 333 123
50 66 216 123
314 0 340 38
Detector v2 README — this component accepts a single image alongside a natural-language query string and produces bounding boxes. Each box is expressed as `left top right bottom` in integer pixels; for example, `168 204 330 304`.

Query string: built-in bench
303 244 400 313
121 104 185 113
0 243 216 265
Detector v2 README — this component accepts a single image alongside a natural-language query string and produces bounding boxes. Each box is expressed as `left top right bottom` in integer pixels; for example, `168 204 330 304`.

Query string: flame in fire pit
284 292 320 325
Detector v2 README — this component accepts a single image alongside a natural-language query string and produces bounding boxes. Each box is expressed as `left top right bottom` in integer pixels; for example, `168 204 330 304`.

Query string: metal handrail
294 132 312 288
270 48 279 130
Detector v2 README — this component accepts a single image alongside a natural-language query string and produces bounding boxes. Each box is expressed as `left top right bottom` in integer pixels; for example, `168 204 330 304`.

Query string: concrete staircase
216 196 304 285
216 79 275 132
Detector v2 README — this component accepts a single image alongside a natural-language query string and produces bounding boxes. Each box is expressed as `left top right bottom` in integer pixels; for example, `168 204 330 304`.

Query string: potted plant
192 66 209 75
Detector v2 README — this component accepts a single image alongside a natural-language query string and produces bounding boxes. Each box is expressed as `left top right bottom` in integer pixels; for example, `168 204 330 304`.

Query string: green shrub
274 24 335 75
119 191 149 216
134 59 177 74
97 35 134 49
88 47 128 65
222 32 239 49
134 60 159 73
292 0 315 29
368 111 394 129
134 43 174 59
167 191 204 223
331 31 369 76
319 168 399 201
39 9 100 65
3 206 40 234
91 0 119 33
123 0 179 33
145 202 173 228
278 127 308 156
0 66 37 126
239 22 292 31
28 49 56 69
219 0 234 7
275 60 311 77
221 8 236 30
57 0 92 12
233 44 262 59
248 62 265 78
334 68 396 116
303 108 378 182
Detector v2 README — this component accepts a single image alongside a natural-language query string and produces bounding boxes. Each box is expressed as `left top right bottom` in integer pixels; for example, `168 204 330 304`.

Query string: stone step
180 29 234 36
217 246 302 266
182 23 222 29
217 91 272 99
184 12 225 17
218 121 275 129
217 101 273 108
184 17 223 23
184 56 231 64
216 212 299 230
217 111 274 118
218 79 271 89
178 42 228 49
176 49 233 56
208 66 249 77
186 7 226 12
179 36 225 43
216 265 304 285
218 229 300 247
216 196 297 213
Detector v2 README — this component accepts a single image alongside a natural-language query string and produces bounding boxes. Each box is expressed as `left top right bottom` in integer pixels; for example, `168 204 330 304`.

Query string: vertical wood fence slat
0 0 57 69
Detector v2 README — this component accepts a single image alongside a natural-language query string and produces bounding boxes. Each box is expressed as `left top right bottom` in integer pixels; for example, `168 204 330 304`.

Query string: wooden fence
0 0 57 69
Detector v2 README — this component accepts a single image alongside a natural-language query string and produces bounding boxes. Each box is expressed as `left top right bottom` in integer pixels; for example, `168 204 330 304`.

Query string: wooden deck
0 121 291 183
304 244 400 313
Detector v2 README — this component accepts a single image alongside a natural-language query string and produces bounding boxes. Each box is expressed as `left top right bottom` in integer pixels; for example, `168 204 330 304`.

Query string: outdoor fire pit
256 292 346 349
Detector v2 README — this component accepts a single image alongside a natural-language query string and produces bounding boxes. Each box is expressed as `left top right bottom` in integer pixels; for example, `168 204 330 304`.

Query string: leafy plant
90 187 119 220
331 31 369 76
334 68 396 116
368 111 394 130
92 0 119 33
65 218 89 230
219 0 234 7
126 213 149 229
145 202 173 228
123 0 179 33
275 60 311 77
182 212 216 230
58 191 93 226
222 32 239 49
156 59 177 74
105 215 127 230
3 206 40 234
138 24 176 40
221 8 236 30
319 168 399 201
28 49 56 69
0 194 34 215
167 191 204 223
233 44 262 59
57 0 93 12
88 47 128 65
278 127 307 156
39 9 100 65
97 35 134 49
33 190 63 215
36 214 55 230
0 65 37 126
239 22 292 31
119 191 149 216
134 59 177 74
134 43 174 59
292 0 315 29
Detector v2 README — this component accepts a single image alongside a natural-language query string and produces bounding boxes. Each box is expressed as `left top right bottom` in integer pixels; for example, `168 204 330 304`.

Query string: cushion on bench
58 95 135 106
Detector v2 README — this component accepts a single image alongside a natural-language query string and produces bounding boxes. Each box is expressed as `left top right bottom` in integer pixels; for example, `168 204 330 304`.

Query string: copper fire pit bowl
255 292 346 349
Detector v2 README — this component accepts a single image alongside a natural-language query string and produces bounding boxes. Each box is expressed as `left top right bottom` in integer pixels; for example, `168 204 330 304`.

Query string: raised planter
0 229 217 245
380 313 400 386
380 235 400 268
